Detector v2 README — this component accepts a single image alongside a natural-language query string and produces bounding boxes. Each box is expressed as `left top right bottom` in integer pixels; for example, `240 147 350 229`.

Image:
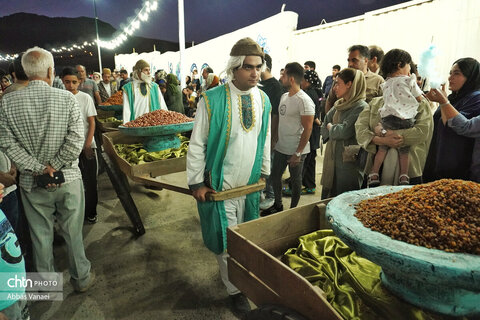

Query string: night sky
2 0 410 44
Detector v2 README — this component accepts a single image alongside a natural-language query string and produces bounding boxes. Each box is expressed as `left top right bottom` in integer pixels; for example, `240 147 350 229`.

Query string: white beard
140 72 152 85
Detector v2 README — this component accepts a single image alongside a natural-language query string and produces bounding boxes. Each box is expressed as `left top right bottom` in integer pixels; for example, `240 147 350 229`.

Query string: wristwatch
380 129 387 137
295 151 301 157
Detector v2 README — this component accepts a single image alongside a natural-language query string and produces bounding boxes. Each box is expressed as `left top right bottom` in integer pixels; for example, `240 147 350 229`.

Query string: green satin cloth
98 117 123 126
283 230 465 320
114 135 189 164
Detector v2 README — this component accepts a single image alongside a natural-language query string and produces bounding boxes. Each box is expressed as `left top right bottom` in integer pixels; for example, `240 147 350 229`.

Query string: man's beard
140 72 152 84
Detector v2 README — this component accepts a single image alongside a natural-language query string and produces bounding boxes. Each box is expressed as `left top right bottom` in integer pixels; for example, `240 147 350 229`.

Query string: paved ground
29 152 324 320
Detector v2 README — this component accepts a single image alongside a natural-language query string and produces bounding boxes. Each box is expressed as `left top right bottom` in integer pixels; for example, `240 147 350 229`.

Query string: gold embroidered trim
238 93 255 132
202 92 212 122
225 83 232 151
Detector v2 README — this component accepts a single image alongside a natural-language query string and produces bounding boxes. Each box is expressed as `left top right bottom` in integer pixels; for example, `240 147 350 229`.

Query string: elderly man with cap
98 67 117 103
186 37 271 317
122 59 167 123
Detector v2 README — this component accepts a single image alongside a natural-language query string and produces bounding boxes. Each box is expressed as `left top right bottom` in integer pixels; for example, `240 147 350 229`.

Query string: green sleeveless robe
197 83 271 254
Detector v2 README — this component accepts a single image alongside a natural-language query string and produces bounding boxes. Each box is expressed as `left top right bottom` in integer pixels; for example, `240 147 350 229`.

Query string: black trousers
79 150 98 219
302 149 317 189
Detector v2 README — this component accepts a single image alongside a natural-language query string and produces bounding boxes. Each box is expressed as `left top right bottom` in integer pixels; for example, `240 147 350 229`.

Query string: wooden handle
206 181 266 201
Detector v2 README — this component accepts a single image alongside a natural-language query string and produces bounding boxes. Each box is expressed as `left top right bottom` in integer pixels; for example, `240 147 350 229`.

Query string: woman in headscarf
321 68 367 199
164 73 185 114
206 73 220 90
424 57 480 182
1 75 11 95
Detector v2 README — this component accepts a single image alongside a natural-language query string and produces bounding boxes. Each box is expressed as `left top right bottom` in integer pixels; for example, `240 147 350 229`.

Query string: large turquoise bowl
118 121 194 137
118 121 194 152
326 186 480 317
99 104 123 112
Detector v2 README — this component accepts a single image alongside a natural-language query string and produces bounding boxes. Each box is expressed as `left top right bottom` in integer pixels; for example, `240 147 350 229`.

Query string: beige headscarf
321 69 366 197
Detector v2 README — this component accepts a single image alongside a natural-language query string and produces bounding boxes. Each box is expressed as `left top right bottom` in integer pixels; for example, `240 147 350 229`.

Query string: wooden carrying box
227 200 343 320
102 130 187 178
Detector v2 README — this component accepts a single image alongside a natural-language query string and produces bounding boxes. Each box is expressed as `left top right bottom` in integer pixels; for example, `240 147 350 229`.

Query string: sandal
398 174 410 185
367 173 380 188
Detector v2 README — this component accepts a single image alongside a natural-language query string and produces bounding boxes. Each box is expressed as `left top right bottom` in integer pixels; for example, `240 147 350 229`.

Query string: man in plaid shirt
0 47 94 293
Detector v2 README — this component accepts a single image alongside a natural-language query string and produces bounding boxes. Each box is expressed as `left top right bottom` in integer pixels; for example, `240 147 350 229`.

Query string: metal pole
178 0 186 89
93 0 103 71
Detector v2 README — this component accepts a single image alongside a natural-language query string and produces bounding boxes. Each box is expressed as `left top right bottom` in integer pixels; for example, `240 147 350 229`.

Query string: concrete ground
29 152 324 320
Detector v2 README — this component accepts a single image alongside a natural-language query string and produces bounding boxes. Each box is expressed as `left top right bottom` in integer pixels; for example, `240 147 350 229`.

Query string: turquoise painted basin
99 104 123 112
326 186 480 317
118 121 194 137
118 121 194 152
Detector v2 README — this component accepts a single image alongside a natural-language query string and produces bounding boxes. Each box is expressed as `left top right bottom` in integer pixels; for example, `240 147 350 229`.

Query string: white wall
116 11 298 84
116 0 480 89
291 0 480 85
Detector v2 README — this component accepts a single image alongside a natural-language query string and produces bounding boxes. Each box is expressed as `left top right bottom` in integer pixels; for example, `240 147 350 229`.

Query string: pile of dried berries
100 90 123 106
123 109 194 127
355 179 480 255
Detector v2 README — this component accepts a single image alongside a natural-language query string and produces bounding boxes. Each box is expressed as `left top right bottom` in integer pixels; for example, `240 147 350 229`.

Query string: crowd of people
0 38 479 319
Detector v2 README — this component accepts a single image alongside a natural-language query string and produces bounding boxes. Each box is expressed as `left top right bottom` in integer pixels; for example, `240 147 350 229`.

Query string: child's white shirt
379 75 423 120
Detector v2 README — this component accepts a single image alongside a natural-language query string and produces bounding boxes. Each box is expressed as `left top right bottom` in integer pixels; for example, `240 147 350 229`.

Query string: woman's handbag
343 145 368 169
342 145 361 163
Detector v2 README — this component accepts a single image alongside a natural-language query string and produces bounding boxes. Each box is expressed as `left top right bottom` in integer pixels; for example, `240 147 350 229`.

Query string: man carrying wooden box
187 37 271 317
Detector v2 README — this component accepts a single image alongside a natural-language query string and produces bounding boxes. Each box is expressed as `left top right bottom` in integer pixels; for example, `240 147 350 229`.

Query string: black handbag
356 147 368 170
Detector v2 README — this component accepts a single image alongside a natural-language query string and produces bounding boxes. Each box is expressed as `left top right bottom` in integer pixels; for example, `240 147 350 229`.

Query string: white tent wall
291 0 480 87
115 0 480 89
115 11 299 84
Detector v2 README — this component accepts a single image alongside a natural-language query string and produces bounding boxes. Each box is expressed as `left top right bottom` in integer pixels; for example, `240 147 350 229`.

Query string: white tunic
122 80 168 123
187 81 271 191
74 91 97 148
380 75 423 120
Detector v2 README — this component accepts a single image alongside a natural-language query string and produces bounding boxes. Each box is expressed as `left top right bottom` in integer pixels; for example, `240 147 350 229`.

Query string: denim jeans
271 150 306 208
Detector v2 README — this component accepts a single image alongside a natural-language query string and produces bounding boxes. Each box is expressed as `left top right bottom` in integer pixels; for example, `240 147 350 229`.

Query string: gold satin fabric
283 230 464 320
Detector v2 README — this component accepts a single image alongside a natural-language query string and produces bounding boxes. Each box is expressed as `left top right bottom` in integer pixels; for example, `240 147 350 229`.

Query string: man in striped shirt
0 47 94 293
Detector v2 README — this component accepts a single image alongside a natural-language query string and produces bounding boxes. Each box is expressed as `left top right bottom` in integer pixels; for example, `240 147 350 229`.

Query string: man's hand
84 146 95 160
9 163 17 180
43 165 59 189
288 154 301 167
374 123 384 136
383 134 404 148
192 186 216 202
0 171 16 188
0 311 8 320
0 183 4 203
43 165 56 177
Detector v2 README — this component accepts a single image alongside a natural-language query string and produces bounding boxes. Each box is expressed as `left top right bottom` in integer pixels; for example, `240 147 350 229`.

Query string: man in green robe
187 38 271 316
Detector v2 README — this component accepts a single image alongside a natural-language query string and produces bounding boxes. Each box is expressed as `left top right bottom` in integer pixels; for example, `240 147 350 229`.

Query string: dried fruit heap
123 109 194 127
100 90 123 106
355 179 480 255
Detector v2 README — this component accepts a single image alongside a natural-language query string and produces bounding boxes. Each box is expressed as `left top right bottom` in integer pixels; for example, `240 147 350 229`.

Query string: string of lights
0 0 159 62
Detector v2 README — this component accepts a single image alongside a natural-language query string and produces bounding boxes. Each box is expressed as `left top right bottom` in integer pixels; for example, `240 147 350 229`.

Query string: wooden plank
132 157 187 177
227 228 342 320
228 257 283 307
232 202 320 248
317 202 333 229
207 181 266 201
132 175 192 195
102 132 134 177
102 131 187 178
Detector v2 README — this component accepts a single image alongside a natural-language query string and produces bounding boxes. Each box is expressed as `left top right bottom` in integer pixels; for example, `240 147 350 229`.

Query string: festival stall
228 183 480 319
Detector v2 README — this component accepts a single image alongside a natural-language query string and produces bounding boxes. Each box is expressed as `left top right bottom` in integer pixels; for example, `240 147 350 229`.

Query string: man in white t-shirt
262 62 314 216
62 67 99 224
